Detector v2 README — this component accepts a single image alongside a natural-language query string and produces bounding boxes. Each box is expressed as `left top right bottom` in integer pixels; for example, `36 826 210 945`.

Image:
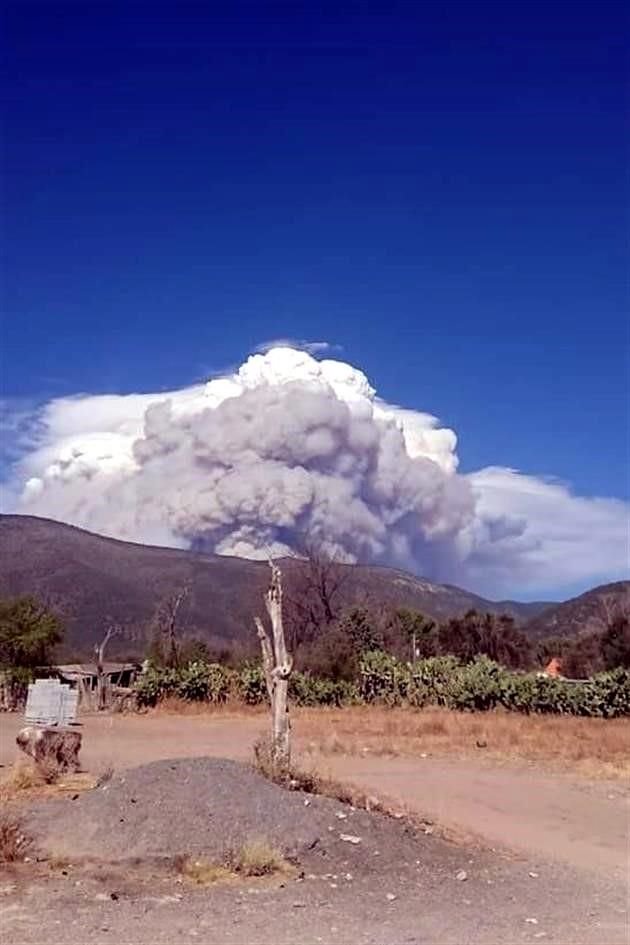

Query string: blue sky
1 2 628 597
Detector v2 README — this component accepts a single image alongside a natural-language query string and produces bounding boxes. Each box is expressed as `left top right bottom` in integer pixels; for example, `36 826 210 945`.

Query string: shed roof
55 662 138 678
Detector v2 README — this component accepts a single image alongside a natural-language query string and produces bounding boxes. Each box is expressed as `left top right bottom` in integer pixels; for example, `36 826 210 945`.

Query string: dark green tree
338 607 382 655
0 595 64 670
601 616 630 669
393 608 437 661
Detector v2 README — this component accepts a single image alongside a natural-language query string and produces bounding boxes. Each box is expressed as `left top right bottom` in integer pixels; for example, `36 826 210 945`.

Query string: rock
386 893 397 901
528 871 539 878
525 917 539 924
339 834 361 844
455 870 468 882
335 811 347 819
16 726 81 774
304 799 311 807
475 739 488 749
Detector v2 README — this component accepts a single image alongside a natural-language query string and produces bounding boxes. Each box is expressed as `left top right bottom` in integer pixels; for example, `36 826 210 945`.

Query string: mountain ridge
1 514 624 659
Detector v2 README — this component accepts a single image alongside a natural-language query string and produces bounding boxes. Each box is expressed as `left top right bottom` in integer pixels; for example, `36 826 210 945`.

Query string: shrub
228 839 288 876
359 650 410 705
588 668 630 718
237 665 269 705
289 672 357 707
134 653 630 717
0 812 31 863
134 666 179 707
176 662 234 702
445 656 506 712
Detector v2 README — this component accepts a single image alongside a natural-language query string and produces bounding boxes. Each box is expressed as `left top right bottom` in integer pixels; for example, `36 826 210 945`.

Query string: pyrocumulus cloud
4 346 628 597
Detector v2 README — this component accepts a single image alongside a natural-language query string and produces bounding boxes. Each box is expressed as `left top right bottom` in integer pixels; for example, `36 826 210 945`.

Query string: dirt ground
0 711 628 944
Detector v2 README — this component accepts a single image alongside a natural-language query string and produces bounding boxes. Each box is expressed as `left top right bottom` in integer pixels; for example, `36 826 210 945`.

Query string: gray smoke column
128 382 473 569
13 347 471 577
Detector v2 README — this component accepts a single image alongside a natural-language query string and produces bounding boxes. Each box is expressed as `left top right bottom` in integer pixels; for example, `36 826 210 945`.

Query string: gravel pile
25 758 432 870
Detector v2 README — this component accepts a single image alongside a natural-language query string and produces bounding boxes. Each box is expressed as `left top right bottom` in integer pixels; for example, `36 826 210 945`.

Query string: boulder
16 726 82 773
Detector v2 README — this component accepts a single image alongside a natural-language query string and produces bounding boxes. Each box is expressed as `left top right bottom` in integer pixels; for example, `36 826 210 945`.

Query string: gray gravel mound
26 758 432 870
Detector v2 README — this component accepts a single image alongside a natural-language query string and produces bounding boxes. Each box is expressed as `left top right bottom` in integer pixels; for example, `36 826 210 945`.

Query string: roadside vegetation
135 654 629 718
1 547 628 720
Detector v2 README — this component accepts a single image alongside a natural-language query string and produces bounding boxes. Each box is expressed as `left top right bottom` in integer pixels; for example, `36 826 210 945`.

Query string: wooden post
255 562 293 772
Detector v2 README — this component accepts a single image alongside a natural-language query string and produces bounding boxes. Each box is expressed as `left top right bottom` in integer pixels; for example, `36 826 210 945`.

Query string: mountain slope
523 581 630 640
0 514 556 659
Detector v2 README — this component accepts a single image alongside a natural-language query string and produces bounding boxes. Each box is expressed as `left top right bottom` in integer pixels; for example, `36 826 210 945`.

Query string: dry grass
175 839 289 886
0 761 45 798
175 855 233 885
253 735 401 817
147 696 265 717
0 761 97 804
229 839 289 877
294 706 630 780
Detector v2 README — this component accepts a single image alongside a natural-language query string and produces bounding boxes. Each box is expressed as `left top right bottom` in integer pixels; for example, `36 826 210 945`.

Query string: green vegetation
0 595 64 703
134 661 358 709
134 652 629 717
358 651 630 718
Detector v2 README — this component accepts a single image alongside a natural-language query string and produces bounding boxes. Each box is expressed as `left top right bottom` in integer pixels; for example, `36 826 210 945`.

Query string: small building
543 657 563 678
54 662 140 692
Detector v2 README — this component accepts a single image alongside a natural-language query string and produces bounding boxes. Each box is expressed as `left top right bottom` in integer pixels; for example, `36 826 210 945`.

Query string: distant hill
523 581 630 640
0 515 557 660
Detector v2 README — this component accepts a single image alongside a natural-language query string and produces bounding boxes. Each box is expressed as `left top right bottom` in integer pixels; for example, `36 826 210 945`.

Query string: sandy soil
1 712 626 876
1 712 628 944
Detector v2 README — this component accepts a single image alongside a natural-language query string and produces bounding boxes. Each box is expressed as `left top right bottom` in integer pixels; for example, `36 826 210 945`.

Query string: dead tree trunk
255 562 293 772
94 625 118 711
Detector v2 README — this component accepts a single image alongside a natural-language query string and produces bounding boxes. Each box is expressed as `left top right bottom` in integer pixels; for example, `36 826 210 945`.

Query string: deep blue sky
3 1 628 498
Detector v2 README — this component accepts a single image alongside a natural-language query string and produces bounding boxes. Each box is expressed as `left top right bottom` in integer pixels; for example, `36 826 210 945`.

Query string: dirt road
2 712 627 879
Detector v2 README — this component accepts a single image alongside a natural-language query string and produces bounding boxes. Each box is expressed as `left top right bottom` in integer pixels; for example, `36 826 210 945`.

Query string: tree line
1 548 629 693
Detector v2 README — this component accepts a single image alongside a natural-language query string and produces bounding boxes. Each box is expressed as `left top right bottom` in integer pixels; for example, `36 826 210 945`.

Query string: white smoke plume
4 347 628 596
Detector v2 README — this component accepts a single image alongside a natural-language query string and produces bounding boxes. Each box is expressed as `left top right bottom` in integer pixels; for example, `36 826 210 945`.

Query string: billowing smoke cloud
5 347 628 596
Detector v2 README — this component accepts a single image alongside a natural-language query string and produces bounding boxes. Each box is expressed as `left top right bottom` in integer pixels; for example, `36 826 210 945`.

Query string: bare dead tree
152 582 192 668
284 541 350 650
255 561 293 771
94 622 120 711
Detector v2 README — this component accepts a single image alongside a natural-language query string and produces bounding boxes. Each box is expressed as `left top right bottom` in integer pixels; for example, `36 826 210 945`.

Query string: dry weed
175 839 289 885
0 762 45 801
175 855 232 885
253 736 399 816
0 761 96 805
0 811 31 863
94 763 114 787
229 839 289 877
